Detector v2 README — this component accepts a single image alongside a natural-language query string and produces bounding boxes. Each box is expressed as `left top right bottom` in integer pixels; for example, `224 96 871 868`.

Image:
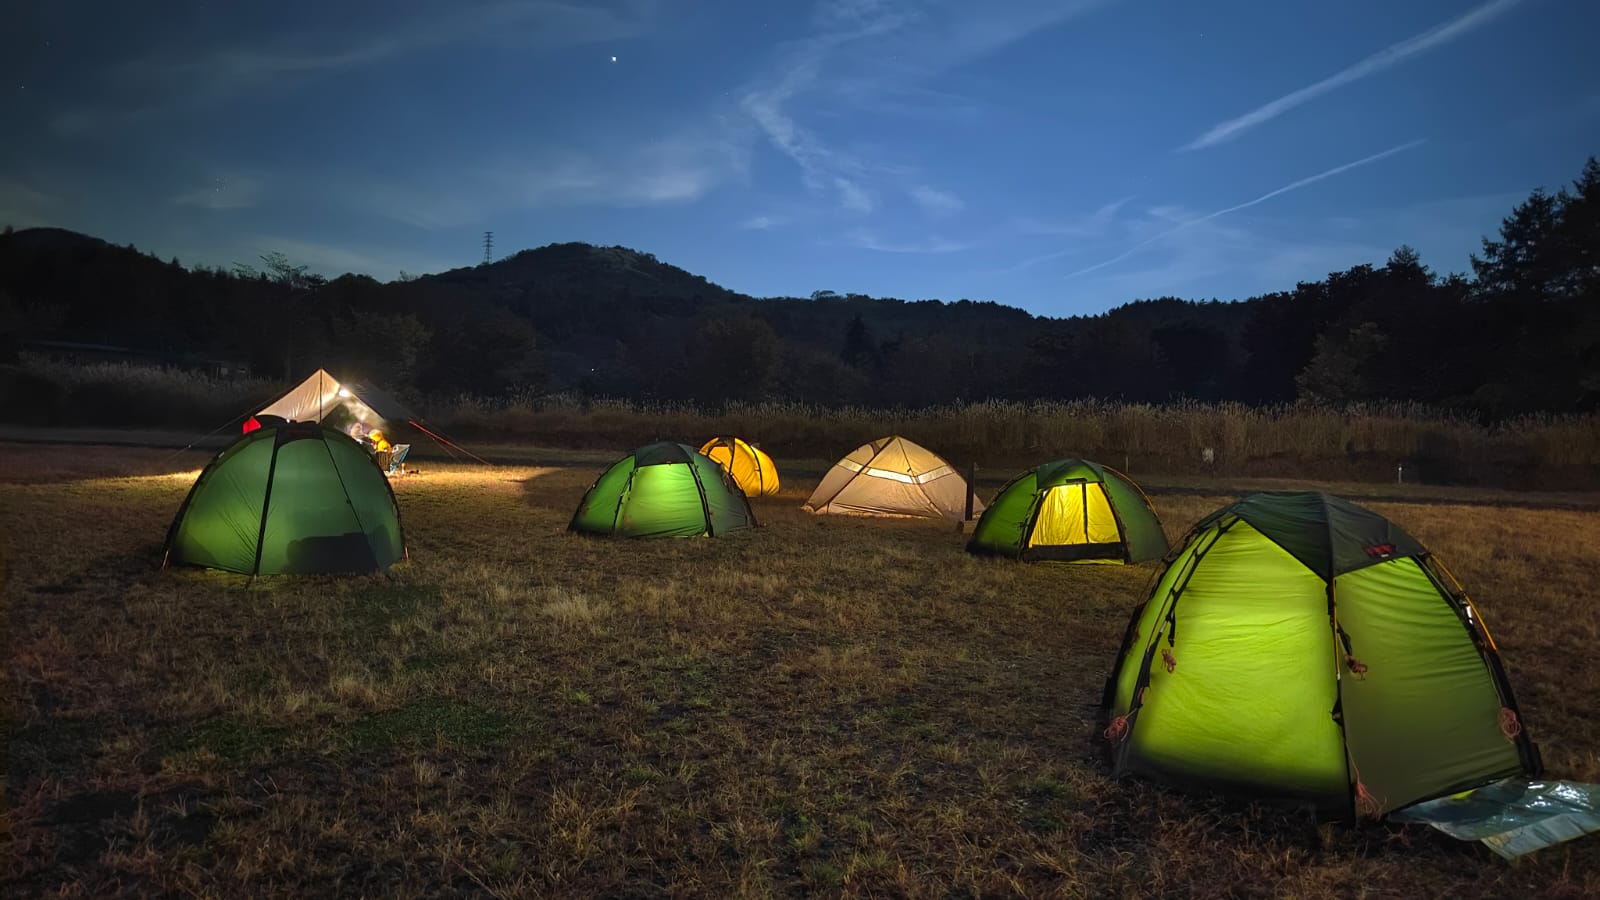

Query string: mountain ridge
3 154 1597 415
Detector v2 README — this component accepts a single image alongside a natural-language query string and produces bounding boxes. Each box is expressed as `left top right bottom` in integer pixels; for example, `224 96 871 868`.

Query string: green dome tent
163 422 406 575
967 458 1168 562
569 442 755 538
1102 492 1540 819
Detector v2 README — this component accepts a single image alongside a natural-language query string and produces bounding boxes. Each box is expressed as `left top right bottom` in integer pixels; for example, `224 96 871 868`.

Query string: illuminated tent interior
1102 491 1540 819
805 435 981 521
967 458 1168 563
570 442 756 538
699 436 780 497
244 368 410 434
164 422 406 575
242 368 484 466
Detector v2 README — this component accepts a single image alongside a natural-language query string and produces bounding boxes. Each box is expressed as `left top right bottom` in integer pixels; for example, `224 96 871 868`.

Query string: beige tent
805 436 982 521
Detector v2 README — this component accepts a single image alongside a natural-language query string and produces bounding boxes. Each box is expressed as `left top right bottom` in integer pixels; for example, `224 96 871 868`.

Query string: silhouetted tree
1297 321 1388 402
688 312 781 405
1152 323 1231 400
1473 190 1565 301
841 314 881 372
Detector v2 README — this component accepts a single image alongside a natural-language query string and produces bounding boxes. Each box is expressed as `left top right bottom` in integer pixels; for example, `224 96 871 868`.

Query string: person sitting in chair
365 429 410 476
368 429 392 471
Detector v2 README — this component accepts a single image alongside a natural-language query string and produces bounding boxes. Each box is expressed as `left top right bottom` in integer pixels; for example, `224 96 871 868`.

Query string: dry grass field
3 440 1599 898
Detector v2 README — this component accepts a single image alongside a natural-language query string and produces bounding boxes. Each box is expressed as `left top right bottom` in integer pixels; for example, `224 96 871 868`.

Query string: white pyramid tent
241 369 488 464
805 436 983 521
253 369 409 429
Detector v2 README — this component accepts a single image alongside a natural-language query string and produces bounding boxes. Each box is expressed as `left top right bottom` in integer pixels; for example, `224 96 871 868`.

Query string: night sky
3 0 1598 316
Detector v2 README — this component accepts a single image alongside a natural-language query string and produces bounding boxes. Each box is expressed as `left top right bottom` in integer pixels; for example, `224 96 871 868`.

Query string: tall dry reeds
4 360 1597 489
0 360 279 428
423 393 1600 489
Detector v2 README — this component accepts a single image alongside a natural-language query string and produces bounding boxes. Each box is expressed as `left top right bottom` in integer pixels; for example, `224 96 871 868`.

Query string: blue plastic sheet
1391 779 1600 859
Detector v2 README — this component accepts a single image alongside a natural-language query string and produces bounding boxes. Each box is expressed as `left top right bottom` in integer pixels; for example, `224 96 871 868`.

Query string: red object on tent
242 416 261 434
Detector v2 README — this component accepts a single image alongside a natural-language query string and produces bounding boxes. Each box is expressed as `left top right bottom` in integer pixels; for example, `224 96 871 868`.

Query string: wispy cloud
825 80 987 122
742 0 1111 213
1083 214 1389 300
1015 198 1131 239
833 177 876 214
846 230 975 254
1066 140 1424 279
172 177 261 211
0 178 61 228
52 1 658 136
355 128 748 229
242 235 454 280
739 215 787 231
813 0 906 28
998 198 1134 273
1011 188 1521 306
1181 0 1525 151
739 20 898 214
1036 204 1394 306
909 185 964 216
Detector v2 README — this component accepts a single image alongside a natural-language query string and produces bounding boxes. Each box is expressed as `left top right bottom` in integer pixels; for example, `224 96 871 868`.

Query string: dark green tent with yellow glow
967 458 1167 562
1102 492 1540 819
164 422 406 575
569 441 755 538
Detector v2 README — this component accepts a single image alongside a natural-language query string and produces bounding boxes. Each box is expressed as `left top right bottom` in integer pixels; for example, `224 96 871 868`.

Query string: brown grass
3 441 1599 897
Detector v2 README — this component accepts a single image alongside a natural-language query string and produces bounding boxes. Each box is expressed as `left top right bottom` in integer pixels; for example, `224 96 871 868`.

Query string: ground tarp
1392 779 1600 858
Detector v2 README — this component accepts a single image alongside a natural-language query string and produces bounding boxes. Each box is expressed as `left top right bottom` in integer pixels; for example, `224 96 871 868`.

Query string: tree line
1 155 1595 418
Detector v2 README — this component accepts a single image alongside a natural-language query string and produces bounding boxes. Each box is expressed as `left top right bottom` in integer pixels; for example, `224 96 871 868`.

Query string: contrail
1201 139 1425 220
1065 140 1424 280
1181 0 1524 151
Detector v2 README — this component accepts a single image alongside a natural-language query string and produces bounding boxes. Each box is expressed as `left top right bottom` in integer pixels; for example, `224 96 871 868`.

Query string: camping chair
381 443 410 476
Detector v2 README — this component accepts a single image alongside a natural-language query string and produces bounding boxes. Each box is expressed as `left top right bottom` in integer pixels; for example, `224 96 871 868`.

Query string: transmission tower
482 231 494 264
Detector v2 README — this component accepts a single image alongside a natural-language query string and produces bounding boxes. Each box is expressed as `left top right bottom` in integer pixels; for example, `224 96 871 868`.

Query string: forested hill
2 156 1597 416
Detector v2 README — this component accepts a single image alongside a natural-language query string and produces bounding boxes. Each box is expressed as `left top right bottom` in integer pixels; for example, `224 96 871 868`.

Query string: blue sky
2 0 1597 317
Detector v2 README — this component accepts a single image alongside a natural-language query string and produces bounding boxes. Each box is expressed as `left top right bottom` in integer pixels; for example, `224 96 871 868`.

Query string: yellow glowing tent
699 436 780 497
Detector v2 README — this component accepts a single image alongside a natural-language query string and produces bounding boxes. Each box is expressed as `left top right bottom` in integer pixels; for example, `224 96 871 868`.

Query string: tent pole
966 462 976 521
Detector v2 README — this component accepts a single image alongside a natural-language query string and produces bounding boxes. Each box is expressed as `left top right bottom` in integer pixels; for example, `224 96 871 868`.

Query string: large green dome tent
1102 491 1539 819
164 422 406 575
967 458 1168 562
570 441 755 538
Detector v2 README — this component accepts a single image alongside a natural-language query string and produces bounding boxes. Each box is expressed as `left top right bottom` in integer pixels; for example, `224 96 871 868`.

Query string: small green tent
1102 492 1539 819
164 422 406 575
967 458 1168 562
569 441 755 538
